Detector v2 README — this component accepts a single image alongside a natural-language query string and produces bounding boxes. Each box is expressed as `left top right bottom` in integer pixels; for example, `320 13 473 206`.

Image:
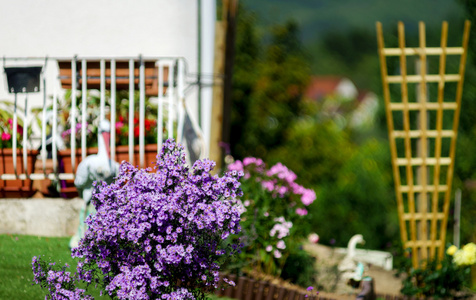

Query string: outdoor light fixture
4 66 42 94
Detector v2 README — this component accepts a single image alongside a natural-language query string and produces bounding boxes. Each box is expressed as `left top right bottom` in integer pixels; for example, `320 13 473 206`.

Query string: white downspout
200 0 215 158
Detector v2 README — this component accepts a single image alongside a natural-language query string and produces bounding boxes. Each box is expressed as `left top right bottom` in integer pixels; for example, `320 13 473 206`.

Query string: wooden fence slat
265 284 276 300
276 287 286 300
235 276 246 299
245 279 255 300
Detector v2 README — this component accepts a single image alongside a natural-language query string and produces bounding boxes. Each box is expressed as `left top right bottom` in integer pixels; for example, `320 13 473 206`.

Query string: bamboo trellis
376 20 471 268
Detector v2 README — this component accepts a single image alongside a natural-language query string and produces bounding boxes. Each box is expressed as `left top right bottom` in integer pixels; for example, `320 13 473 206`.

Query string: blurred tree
316 138 399 249
229 5 261 159
230 12 310 159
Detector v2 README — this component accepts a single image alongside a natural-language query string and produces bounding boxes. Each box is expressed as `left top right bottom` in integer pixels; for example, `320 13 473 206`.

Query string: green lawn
0 234 234 300
0 234 102 300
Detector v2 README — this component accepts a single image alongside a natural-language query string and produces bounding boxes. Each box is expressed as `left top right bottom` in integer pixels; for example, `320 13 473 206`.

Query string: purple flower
32 139 243 300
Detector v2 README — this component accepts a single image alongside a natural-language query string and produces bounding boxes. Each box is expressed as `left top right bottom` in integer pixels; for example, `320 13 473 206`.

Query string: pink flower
267 162 297 183
276 240 286 249
266 245 273 252
261 180 275 192
243 157 264 168
1 132 11 141
228 160 243 172
243 157 256 166
308 233 319 244
296 208 308 216
277 186 288 196
274 250 282 259
301 189 316 206
115 121 124 129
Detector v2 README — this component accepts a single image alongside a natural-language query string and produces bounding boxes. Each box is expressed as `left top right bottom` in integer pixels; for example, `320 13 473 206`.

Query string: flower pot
115 144 159 171
57 148 98 198
0 148 39 198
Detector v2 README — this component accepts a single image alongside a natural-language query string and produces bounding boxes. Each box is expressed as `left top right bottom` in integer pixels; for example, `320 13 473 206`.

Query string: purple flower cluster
32 256 92 300
32 139 243 300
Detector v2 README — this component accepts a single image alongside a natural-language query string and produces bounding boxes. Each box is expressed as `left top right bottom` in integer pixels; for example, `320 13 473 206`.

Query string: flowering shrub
32 139 243 300
227 157 316 276
400 244 475 298
0 101 32 148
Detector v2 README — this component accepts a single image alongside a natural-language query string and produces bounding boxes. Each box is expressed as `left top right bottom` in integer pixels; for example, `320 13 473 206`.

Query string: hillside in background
242 0 466 42
240 0 468 92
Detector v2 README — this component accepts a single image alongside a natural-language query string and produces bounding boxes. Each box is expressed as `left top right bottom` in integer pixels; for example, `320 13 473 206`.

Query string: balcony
0 56 204 198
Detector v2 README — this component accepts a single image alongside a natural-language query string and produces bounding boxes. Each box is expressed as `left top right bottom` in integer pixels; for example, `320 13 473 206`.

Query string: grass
0 234 78 299
0 234 235 300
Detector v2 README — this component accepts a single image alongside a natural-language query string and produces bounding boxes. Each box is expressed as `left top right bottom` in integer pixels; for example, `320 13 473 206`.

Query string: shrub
400 243 475 298
227 157 315 277
32 139 243 300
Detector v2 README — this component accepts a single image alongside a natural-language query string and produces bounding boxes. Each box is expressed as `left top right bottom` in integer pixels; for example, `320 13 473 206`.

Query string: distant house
350 90 379 129
305 76 358 101
304 76 378 129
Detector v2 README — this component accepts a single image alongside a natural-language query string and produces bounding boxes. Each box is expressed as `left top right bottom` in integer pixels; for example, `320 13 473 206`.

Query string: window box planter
58 144 159 198
0 148 38 198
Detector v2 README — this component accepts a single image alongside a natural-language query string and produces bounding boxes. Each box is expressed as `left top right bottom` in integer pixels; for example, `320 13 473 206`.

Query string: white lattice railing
0 56 203 186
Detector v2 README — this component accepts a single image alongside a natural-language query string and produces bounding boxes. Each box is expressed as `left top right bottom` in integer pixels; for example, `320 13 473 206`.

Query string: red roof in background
304 76 344 100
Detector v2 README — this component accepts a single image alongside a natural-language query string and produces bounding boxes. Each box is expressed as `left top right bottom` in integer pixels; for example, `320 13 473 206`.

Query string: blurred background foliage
228 0 476 250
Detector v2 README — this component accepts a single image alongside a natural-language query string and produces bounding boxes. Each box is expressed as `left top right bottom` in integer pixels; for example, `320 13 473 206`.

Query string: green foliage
230 11 310 159
312 138 399 249
399 251 472 298
280 245 316 288
267 117 352 187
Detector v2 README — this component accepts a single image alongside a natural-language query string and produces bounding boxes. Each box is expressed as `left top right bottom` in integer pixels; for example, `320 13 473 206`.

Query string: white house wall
0 0 199 117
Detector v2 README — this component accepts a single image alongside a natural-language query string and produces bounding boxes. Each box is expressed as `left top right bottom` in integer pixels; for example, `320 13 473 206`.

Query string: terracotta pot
0 148 39 198
115 144 159 171
58 144 158 198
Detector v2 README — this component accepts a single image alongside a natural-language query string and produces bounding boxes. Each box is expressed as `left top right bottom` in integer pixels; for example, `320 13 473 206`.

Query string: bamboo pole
417 21 429 260
376 22 408 247
398 21 418 267
439 20 471 260
430 21 448 259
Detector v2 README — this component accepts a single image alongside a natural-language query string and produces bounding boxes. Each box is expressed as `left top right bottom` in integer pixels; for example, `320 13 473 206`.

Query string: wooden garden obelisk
376 20 470 268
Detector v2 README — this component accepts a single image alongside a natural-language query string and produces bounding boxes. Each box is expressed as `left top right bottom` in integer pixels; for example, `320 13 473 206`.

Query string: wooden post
210 0 237 170
210 11 226 170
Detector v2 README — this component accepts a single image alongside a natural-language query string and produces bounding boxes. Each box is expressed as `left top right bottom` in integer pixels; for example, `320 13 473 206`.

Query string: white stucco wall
0 0 199 110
